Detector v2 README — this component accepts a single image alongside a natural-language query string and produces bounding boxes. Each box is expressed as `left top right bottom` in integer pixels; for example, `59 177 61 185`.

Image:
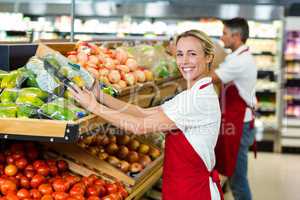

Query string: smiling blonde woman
69 30 223 200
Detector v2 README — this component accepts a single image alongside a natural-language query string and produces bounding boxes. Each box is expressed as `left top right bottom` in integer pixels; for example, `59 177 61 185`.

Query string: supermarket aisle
224 152 300 200
143 152 300 200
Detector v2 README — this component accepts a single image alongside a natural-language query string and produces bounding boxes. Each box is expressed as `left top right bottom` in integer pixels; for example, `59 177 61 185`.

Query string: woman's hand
91 79 101 101
68 84 99 113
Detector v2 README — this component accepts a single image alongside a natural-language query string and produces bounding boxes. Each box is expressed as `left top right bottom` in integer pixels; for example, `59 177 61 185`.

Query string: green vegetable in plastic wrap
0 70 8 80
16 95 44 108
25 70 39 88
0 89 18 103
0 69 28 89
155 60 170 78
44 55 61 70
40 103 77 121
0 103 17 118
19 87 48 101
102 86 118 96
17 104 37 118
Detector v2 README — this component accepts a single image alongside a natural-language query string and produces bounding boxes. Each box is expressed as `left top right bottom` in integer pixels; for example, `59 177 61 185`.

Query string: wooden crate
44 143 163 191
0 114 106 142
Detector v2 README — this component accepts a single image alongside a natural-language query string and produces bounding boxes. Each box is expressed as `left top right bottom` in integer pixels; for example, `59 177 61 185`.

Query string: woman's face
176 36 211 82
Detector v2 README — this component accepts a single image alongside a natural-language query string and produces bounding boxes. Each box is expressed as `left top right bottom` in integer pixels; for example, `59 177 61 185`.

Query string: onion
108 70 121 84
99 76 110 85
115 48 128 64
126 58 138 71
134 70 146 83
67 55 77 63
98 68 110 77
87 67 99 79
77 52 89 63
104 57 116 70
124 73 136 86
115 65 130 73
88 55 99 65
118 80 127 88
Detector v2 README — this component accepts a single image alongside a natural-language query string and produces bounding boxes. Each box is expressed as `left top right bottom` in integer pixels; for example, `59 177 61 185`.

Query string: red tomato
36 165 50 177
33 160 46 171
97 185 106 197
24 170 35 179
49 165 58 176
24 164 34 171
105 183 118 194
65 175 80 187
17 188 30 199
87 196 100 200
52 178 69 192
69 184 85 196
56 160 68 172
1 179 17 195
11 151 24 160
81 177 90 187
41 194 53 200
30 189 41 199
26 148 38 161
6 156 15 165
15 158 28 170
46 159 56 166
94 179 105 187
19 176 30 189
15 172 23 180
86 186 100 197
118 186 128 198
6 192 20 200
38 184 53 195
30 174 45 188
88 174 98 184
52 191 69 200
4 164 18 177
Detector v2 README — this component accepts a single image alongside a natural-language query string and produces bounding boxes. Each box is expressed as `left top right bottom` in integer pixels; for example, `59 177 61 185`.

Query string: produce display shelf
0 114 106 143
44 143 164 192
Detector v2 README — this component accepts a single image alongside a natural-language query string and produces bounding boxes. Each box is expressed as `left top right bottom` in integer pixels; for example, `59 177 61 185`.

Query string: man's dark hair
223 17 249 43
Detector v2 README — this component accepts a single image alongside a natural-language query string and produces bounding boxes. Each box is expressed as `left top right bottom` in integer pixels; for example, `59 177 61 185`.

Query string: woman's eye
176 53 183 57
190 52 197 56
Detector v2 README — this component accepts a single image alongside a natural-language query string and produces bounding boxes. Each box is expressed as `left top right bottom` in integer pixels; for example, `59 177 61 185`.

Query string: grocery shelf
282 117 300 127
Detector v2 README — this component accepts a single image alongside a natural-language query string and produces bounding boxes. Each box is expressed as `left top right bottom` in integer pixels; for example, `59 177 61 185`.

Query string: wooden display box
0 114 106 142
44 143 163 192
40 42 183 97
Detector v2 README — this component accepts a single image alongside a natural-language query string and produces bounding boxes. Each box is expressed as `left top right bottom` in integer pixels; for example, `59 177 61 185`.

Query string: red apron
162 131 224 200
215 84 247 177
214 47 255 177
162 81 223 200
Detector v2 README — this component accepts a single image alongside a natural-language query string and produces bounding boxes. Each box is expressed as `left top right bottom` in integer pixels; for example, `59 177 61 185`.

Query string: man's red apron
162 82 224 200
214 84 247 177
215 47 255 177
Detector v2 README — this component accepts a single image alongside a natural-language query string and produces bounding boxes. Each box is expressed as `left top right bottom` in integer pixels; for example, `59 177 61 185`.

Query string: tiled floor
143 152 300 200
225 152 300 200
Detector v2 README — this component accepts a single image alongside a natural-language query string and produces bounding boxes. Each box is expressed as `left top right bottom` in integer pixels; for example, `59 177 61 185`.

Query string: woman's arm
93 104 177 135
70 85 177 134
92 80 159 117
99 91 160 118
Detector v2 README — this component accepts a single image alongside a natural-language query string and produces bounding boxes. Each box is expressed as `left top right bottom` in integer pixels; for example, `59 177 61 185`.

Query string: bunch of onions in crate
66 41 154 91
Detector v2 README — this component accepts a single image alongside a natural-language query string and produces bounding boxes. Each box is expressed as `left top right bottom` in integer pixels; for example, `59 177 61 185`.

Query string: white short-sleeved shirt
215 45 257 122
161 77 221 200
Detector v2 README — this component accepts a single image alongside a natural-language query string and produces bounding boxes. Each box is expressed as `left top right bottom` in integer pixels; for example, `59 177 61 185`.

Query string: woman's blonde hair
175 29 215 68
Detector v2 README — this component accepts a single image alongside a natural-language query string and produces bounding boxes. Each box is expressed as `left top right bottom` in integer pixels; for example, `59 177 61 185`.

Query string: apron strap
199 81 212 90
210 169 224 200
